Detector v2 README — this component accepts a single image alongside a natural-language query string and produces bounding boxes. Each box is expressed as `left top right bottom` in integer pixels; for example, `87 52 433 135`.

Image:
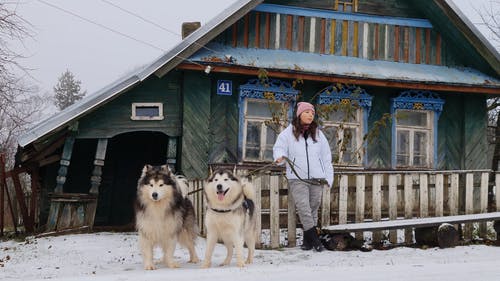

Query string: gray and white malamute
201 169 258 268
135 165 199 270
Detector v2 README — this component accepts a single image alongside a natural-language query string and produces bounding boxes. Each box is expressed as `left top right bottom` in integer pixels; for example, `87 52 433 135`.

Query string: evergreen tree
53 70 86 110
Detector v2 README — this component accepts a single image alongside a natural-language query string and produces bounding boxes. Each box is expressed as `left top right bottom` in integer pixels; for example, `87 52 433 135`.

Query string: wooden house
15 0 500 232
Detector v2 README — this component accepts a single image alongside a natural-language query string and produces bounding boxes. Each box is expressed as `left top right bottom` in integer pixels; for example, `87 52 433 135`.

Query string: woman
273 101 334 252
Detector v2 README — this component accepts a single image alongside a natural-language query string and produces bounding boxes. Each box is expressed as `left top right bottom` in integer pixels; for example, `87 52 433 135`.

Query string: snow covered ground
1 232 500 281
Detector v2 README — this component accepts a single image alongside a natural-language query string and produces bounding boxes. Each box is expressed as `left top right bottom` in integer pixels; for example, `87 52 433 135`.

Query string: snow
2 232 500 281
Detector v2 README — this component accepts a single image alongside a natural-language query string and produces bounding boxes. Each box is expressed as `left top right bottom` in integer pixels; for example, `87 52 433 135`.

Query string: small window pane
135 106 160 117
327 108 358 123
247 101 273 118
245 121 261 160
397 130 410 166
396 111 428 127
342 128 358 164
413 131 428 166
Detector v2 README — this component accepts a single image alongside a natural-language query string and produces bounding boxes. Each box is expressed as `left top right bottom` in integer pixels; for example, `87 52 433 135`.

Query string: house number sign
217 80 232 96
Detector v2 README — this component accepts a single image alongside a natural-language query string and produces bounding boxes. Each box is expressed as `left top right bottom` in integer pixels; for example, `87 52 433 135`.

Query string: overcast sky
7 0 498 96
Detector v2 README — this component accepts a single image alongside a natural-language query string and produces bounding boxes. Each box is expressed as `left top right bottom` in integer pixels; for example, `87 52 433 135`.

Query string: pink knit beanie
296 102 315 117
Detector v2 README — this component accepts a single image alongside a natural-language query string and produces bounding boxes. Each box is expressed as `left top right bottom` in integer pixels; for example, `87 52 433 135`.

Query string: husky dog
201 169 258 268
135 164 199 270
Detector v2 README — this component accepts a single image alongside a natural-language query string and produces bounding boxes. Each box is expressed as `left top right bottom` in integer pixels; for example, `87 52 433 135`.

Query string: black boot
304 227 325 252
301 229 312 250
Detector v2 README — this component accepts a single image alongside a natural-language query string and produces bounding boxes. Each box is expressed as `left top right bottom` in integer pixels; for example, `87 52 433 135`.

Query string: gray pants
288 179 323 231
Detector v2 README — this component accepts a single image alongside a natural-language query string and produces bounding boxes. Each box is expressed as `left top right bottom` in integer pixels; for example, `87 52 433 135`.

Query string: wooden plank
435 174 444 216
232 22 238 48
339 175 348 224
496 173 500 212
287 181 296 247
415 28 421 63
255 12 260 48
362 22 369 58
419 174 429 217
309 17 316 52
329 19 336 54
353 21 359 57
243 14 249 48
403 26 409 63
270 175 280 248
394 25 400 61
11 173 33 232
321 184 331 229
286 15 293 50
355 175 365 240
319 18 326 54
388 174 398 244
404 174 413 244
436 33 442 65
254 176 263 248
265 13 270 48
274 14 280 49
464 173 474 239
341 20 348 56
425 28 431 64
479 172 489 238
324 212 500 233
297 16 304 51
449 174 459 215
372 174 382 243
373 23 379 60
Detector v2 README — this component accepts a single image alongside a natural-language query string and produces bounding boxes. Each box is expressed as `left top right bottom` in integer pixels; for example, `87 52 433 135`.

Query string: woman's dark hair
292 115 318 142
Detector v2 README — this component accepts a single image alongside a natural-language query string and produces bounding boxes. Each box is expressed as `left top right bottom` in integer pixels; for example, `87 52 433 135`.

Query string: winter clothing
289 179 323 231
296 102 315 117
273 125 334 187
303 227 325 252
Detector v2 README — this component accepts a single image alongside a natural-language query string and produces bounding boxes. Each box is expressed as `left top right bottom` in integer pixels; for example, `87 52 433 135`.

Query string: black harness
210 197 254 214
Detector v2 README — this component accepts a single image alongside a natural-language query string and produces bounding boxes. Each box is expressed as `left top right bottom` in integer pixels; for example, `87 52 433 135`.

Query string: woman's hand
275 157 285 164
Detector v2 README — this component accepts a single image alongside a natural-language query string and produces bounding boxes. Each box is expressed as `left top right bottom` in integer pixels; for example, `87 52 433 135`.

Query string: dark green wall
77 74 182 139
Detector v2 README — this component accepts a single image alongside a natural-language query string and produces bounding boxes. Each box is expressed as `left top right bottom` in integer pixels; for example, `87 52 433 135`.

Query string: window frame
391 90 444 169
238 79 298 163
131 102 164 121
318 85 372 167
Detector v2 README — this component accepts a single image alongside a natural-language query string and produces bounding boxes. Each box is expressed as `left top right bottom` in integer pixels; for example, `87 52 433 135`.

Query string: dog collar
210 208 232 213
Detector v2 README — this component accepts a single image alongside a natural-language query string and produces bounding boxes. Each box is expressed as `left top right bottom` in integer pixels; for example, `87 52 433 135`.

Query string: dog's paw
201 262 211 268
143 263 156 270
164 259 181 268
189 256 200 263
245 257 253 264
236 260 246 268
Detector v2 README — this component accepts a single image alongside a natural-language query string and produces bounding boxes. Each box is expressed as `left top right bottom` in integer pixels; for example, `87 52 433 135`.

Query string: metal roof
18 0 262 147
189 43 500 87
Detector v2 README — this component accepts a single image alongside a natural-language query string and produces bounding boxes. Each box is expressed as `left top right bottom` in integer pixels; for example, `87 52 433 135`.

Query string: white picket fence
187 169 500 248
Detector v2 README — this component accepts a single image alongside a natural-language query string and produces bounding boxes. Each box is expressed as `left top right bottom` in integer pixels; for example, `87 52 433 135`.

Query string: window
391 90 444 169
334 0 358 12
239 79 298 162
318 85 372 166
131 103 163 120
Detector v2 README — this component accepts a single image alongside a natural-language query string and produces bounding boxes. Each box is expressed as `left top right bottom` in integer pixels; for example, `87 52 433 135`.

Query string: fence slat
388 174 398 244
321 184 331 229
449 174 459 216
355 175 365 240
435 174 444 217
419 174 428 218
270 175 280 248
372 174 382 244
464 173 474 240
479 172 489 238
254 176 263 248
339 175 349 225
287 186 296 248
404 174 414 244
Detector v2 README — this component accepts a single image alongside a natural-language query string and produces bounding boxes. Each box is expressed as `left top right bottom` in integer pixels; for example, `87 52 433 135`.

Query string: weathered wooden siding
77 74 182 139
266 0 423 18
215 5 447 66
366 89 392 168
181 72 211 179
463 96 489 169
437 94 464 170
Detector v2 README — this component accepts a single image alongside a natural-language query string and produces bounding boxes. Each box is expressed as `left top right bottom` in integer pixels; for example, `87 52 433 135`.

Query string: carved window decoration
239 79 298 162
391 90 444 169
335 0 358 12
318 85 372 166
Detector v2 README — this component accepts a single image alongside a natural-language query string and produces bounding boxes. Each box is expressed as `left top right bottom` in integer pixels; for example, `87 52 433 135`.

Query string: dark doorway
96 131 169 227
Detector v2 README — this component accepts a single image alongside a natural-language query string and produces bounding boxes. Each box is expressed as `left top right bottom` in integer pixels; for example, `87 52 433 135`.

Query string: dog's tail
241 177 256 201
175 175 189 198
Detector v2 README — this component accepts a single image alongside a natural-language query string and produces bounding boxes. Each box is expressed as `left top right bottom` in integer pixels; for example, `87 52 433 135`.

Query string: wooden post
355 175 365 240
11 172 33 232
372 174 382 244
320 183 331 230
254 175 263 248
388 174 398 244
287 179 296 247
479 172 489 238
270 175 280 248
87 139 108 230
449 173 459 216
464 173 474 240
419 174 428 218
338 175 348 225
54 136 75 193
404 174 414 244
435 174 444 217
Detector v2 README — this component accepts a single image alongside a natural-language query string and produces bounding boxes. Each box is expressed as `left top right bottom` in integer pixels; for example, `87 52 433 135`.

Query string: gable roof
18 0 499 148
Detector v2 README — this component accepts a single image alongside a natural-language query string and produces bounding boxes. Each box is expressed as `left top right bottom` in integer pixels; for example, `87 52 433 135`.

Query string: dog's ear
160 164 171 175
142 164 152 175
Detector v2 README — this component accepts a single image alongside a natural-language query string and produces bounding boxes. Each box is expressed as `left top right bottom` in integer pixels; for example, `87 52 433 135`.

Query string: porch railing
187 169 500 248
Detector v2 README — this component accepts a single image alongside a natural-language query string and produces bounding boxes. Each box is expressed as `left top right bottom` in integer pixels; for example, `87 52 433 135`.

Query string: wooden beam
177 63 500 95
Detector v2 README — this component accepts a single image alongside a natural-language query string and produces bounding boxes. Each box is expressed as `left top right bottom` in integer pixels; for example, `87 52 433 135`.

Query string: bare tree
0 2 48 168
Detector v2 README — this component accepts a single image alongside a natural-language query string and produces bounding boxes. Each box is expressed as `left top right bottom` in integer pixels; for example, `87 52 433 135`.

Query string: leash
282 156 328 186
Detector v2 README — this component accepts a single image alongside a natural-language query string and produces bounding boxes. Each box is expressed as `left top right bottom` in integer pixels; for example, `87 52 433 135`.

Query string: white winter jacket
273 124 334 187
